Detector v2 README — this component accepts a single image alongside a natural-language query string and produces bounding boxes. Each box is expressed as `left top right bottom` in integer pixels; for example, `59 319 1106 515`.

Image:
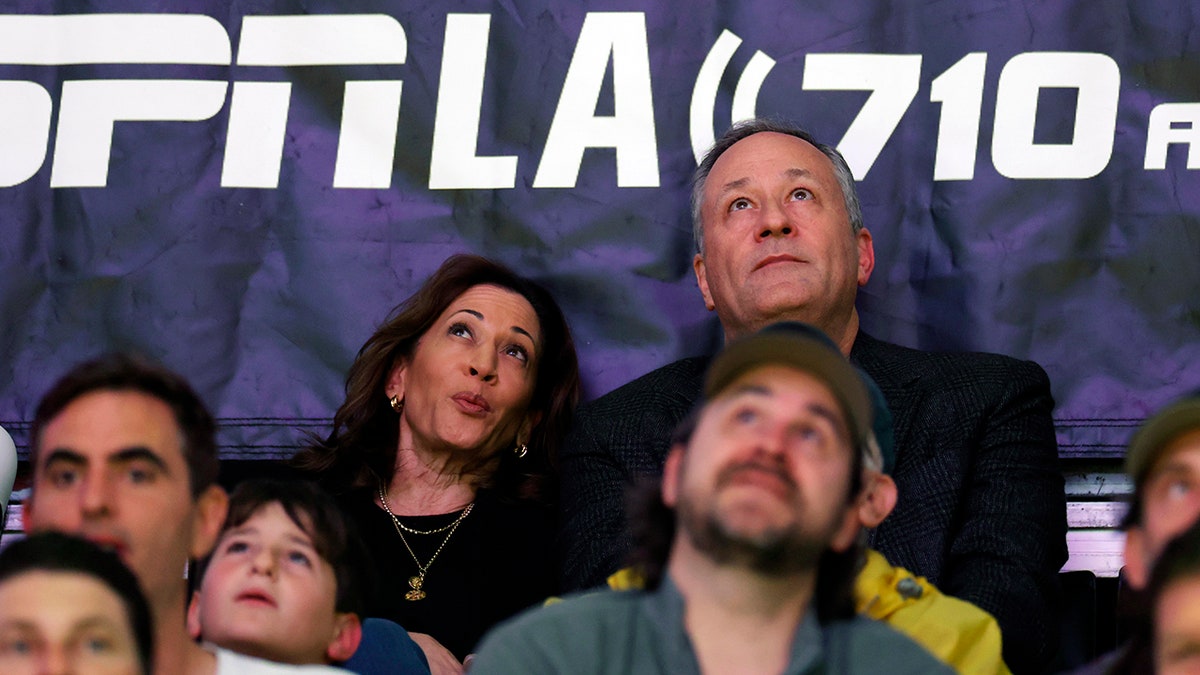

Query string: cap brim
1126 398 1200 484
704 331 871 448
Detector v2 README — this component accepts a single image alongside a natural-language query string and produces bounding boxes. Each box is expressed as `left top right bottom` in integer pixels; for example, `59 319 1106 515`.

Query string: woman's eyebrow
452 307 535 343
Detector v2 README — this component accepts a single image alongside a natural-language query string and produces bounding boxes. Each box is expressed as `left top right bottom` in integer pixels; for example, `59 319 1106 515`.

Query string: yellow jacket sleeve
855 549 1011 675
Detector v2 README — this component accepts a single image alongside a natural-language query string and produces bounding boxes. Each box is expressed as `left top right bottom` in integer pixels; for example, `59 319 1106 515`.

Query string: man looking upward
560 118 1066 673
477 323 952 675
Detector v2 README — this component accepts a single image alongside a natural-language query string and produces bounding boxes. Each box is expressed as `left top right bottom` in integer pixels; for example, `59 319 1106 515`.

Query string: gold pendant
405 575 425 601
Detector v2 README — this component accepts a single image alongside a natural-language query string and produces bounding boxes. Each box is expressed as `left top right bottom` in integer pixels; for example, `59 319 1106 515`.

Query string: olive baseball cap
704 322 873 452
1125 389 1200 487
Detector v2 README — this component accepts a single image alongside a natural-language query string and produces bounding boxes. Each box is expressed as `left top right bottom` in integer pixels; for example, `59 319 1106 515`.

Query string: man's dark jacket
558 330 1068 674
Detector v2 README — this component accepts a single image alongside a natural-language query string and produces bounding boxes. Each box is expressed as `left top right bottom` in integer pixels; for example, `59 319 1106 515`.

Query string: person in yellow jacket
607 370 1009 675
855 549 1008 675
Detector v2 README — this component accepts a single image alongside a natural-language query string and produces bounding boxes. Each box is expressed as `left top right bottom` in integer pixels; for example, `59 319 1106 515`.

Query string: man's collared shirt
471 576 952 674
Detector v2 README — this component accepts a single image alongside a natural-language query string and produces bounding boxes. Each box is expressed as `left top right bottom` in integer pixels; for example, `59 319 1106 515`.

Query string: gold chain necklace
377 484 474 601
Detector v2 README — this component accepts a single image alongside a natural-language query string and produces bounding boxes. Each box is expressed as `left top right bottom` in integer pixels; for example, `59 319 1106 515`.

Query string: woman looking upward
294 254 580 672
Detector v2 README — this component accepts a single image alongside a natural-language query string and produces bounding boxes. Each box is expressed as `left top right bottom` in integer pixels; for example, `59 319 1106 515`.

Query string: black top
342 488 558 661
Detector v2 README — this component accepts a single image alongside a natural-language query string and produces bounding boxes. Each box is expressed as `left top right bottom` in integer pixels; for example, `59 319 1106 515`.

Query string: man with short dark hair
474 323 951 674
25 353 229 675
23 353 350 674
560 118 1066 673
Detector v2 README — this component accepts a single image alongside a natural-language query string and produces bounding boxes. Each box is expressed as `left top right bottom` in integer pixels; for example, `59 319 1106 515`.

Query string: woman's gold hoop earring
389 395 403 413
514 443 528 458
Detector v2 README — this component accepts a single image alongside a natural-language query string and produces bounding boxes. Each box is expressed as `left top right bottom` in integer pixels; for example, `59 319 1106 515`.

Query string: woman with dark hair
294 254 580 672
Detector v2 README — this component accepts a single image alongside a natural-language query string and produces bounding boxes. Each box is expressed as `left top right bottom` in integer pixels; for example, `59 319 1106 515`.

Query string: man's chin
741 292 823 330
715 518 793 550
694 509 831 574
702 527 813 575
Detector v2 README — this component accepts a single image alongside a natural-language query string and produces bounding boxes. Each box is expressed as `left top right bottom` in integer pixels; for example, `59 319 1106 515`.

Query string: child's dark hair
0 531 155 675
198 478 373 616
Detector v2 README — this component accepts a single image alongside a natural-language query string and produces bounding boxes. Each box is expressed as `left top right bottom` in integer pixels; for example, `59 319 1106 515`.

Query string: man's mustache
715 460 797 496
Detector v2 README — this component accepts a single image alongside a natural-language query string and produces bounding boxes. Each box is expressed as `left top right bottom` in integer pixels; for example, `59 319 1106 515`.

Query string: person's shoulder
480 588 644 645
823 616 956 674
509 587 644 625
578 356 710 418
853 332 1049 388
471 589 647 672
213 647 352 674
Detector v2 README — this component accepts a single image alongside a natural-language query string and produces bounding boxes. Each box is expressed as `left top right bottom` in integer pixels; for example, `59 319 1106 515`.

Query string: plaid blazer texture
558 330 1067 674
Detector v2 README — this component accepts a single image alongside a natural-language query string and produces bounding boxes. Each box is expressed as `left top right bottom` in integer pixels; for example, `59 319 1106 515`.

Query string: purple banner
1 1 1198 459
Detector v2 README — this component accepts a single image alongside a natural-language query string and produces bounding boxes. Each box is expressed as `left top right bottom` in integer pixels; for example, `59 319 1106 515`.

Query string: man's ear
856 227 875 287
190 484 229 560
325 613 363 664
661 445 686 508
1124 527 1150 590
856 472 898 529
185 590 203 640
693 254 716 312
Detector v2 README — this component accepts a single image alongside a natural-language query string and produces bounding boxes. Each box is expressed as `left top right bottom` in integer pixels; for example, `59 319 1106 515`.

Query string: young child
0 531 154 675
187 479 369 670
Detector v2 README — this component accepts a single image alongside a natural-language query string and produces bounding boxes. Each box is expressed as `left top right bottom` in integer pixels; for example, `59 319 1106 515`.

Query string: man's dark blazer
558 330 1068 674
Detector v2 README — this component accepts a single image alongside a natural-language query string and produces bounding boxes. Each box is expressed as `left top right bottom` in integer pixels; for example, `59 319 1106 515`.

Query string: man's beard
676 484 831 576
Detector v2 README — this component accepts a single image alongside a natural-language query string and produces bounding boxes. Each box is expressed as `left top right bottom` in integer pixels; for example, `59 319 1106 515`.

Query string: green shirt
471 577 954 675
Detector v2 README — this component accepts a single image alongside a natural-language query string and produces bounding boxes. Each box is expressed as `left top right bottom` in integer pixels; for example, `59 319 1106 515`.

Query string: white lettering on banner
0 14 230 188
689 30 776 163
235 14 406 66
429 14 517 190
225 15 406 189
0 14 229 65
931 53 987 181
0 81 51 187
992 52 1120 179
802 53 922 180
533 12 659 188
222 82 292 189
690 30 742 164
1144 103 1200 170
51 80 228 187
335 81 405 189
732 51 776 129
0 13 1195 189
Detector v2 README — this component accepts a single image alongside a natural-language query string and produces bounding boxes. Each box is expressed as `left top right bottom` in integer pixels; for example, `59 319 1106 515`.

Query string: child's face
189 502 348 665
0 570 143 675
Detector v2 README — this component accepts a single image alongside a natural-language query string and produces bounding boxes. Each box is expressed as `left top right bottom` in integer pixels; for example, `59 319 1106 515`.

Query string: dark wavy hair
0 531 155 675
294 254 580 501
30 352 219 498
625 405 864 623
194 479 373 617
